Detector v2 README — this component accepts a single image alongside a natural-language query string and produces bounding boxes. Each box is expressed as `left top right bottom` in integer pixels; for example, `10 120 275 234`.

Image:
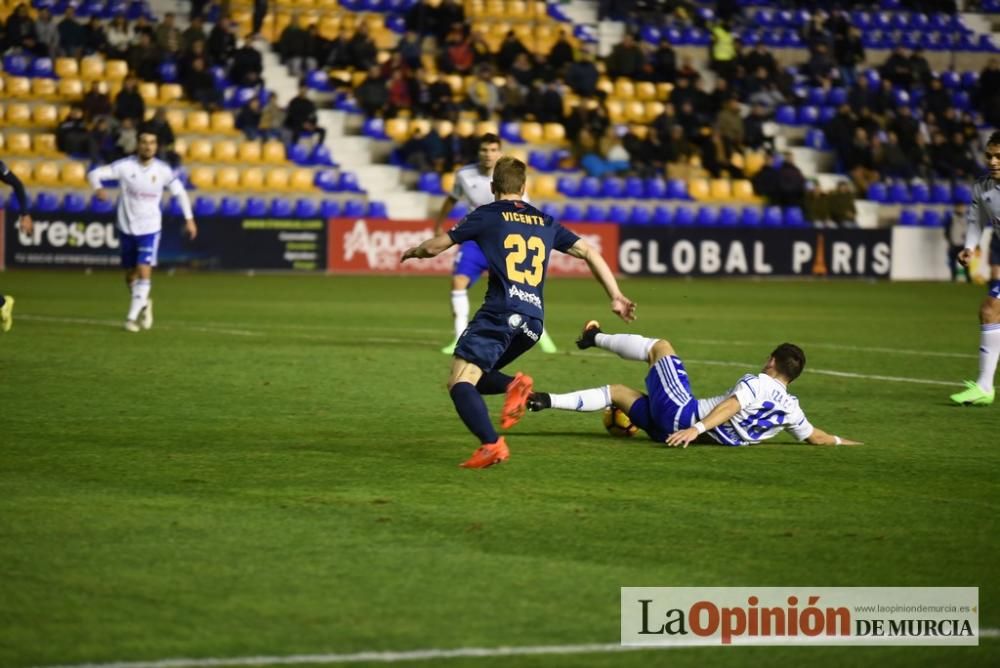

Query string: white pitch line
685 339 976 359
29 630 1000 668
687 359 962 388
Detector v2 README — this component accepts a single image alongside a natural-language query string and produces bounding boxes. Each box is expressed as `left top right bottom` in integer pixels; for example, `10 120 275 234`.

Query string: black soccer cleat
575 320 602 350
527 392 551 412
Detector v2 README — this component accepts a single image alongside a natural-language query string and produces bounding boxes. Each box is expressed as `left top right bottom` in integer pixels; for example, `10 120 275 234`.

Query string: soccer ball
602 406 637 437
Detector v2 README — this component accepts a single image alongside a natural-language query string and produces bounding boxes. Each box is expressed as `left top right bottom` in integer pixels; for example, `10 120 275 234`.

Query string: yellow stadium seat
34 161 60 186
79 57 104 80
531 0 548 19
435 119 455 137
441 172 455 195
409 118 432 137
31 77 57 99
60 162 87 187
186 111 210 133
744 152 766 177
262 140 286 164
455 119 476 137
531 174 558 199
645 100 665 120
159 83 183 104
5 76 31 98
138 82 159 104
189 166 215 189
104 60 128 81
241 167 265 189
210 111 235 134
7 160 32 184
688 178 710 201
5 132 31 155
655 82 674 100
266 169 291 190
316 0 338 9
213 139 238 161
318 17 340 39
187 139 213 162
33 133 58 156
32 104 59 127
165 109 186 131
732 179 758 201
506 147 528 164
614 79 635 99
628 124 649 140
443 74 463 95
476 121 498 136
596 77 613 97
290 168 314 191
605 100 625 124
635 81 657 101
55 57 79 78
624 101 647 123
57 77 84 99
215 167 240 189
385 118 410 143
542 123 565 144
0 134 4 151
485 0 504 17
173 137 188 159
710 179 733 201
5 103 31 125
520 122 543 144
238 141 263 163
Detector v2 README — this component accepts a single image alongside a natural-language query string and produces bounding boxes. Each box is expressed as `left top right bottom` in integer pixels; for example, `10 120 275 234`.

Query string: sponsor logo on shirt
508 284 542 308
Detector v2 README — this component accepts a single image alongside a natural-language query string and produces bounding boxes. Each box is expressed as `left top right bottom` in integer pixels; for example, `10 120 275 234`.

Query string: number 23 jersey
448 199 580 321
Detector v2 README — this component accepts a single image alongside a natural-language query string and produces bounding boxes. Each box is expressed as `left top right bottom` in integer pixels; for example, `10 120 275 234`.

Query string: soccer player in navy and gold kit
402 156 636 468
0 159 34 333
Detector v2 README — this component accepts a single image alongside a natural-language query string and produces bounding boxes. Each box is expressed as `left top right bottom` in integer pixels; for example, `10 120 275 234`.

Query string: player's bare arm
565 238 636 323
434 196 458 236
18 213 33 235
805 427 862 446
401 233 456 262
184 218 198 240
666 395 742 448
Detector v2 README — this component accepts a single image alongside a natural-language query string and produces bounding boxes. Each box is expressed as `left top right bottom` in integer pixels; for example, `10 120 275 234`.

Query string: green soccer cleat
538 329 558 353
0 295 14 333
949 381 995 406
441 338 458 355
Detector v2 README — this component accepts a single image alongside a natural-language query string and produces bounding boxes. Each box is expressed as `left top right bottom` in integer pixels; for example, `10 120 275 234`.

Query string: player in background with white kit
0 159 34 332
434 133 559 355
527 321 861 448
951 130 1000 406
87 131 198 332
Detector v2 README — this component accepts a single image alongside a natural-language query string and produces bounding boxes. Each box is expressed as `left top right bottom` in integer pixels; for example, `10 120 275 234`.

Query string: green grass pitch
0 270 997 668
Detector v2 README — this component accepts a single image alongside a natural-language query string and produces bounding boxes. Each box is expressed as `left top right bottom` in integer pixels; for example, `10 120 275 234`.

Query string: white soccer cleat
124 320 141 333
139 298 154 330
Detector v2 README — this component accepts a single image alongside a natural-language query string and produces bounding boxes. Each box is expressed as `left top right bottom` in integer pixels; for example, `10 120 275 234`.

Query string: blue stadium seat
220 196 243 216
640 25 660 43
233 87 257 108
763 206 783 227
562 204 583 222
807 87 827 106
607 205 629 224
448 202 469 219
2 54 29 76
652 206 672 225
63 192 87 212
209 66 227 89
888 182 911 204
194 196 217 216
624 177 645 199
929 13 950 31
311 144 335 167
629 206 651 225
666 179 688 200
953 183 972 204
645 178 667 199
851 11 873 29
798 106 820 126
342 200 365 218
580 177 602 198
31 57 54 78
320 200 341 218
741 206 762 226
892 88 910 107
784 207 806 227
305 69 331 92
921 209 944 227
584 204 606 222
35 191 59 212
245 197 268 217
673 206 695 226
775 105 797 125
910 182 930 203
867 183 888 203
602 178 626 198
961 71 979 88
367 201 388 218
418 172 443 194
540 203 561 218
500 122 522 144
159 61 178 83
363 118 387 139
557 176 580 197
828 88 848 106
294 199 319 218
271 198 293 218
91 194 115 214
528 150 556 172
930 182 952 204
805 128 828 150
288 143 311 165
385 14 406 33
952 90 971 111
695 207 718 226
315 169 338 192
718 206 739 226
338 172 363 193
898 209 920 226
166 197 185 217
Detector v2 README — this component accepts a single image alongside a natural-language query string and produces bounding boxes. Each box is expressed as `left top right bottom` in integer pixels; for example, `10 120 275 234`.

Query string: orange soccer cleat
500 372 534 429
460 437 510 469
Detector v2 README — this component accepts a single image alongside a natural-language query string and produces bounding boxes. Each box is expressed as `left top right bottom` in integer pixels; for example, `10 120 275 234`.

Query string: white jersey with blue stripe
964 176 1000 250
451 163 530 209
697 373 814 445
87 156 192 236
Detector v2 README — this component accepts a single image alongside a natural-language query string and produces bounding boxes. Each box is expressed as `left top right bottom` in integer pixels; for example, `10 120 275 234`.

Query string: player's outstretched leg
577 320 658 362
500 371 534 429
0 295 14 333
576 320 602 349
538 328 558 353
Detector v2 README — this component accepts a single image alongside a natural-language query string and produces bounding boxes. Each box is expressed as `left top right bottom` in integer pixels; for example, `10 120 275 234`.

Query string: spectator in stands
776 152 806 208
747 76 785 113
387 69 416 117
979 59 1000 127
509 52 536 88
499 76 527 121
286 81 327 145
105 14 131 59
624 128 661 178
565 51 599 97
82 81 112 123
34 7 59 58
155 12 182 57
547 30 575 75
4 3 37 52
881 46 913 88
278 14 316 77
907 132 933 181
803 43 835 84
180 38 211 81
404 0 441 43
834 26 865 86
128 31 160 82
398 30 422 70
230 40 264 88
401 126 443 172
236 97 263 140
921 77 951 119
114 75 146 125
116 117 137 158
249 0 268 41
663 124 697 168
701 130 744 179
208 14 237 65
184 56 222 109
650 38 677 84
803 180 832 227
347 24 378 71
439 23 475 74
829 182 857 228
57 5 86 57
743 102 770 150
496 30 528 73
890 105 920 152
424 75 457 120
466 65 500 120
879 131 913 180
260 92 286 141
575 127 630 178
533 80 565 125
709 20 737 82
91 115 118 164
130 14 154 41
145 108 177 163
909 48 932 88
715 97 744 154
83 16 107 55
606 32 644 80
56 106 93 157
354 66 390 118
846 128 879 194
744 42 777 79
182 14 207 53
436 0 465 43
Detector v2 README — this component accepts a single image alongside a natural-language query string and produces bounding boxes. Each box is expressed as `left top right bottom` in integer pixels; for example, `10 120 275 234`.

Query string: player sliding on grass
950 130 1000 407
402 156 636 468
88 130 198 333
0 159 33 333
527 321 862 448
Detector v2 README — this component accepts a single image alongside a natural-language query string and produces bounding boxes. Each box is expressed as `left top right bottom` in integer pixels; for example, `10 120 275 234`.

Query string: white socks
976 324 1000 392
451 289 469 338
595 333 657 362
549 385 612 412
127 279 151 321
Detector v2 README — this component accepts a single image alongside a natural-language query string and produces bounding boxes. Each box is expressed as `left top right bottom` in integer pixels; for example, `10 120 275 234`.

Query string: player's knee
982 298 1000 324
648 339 675 363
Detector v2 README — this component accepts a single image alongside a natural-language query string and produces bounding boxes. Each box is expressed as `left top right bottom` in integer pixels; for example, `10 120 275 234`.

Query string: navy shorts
453 240 489 286
453 310 542 372
119 231 161 268
990 230 1000 267
627 356 700 443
